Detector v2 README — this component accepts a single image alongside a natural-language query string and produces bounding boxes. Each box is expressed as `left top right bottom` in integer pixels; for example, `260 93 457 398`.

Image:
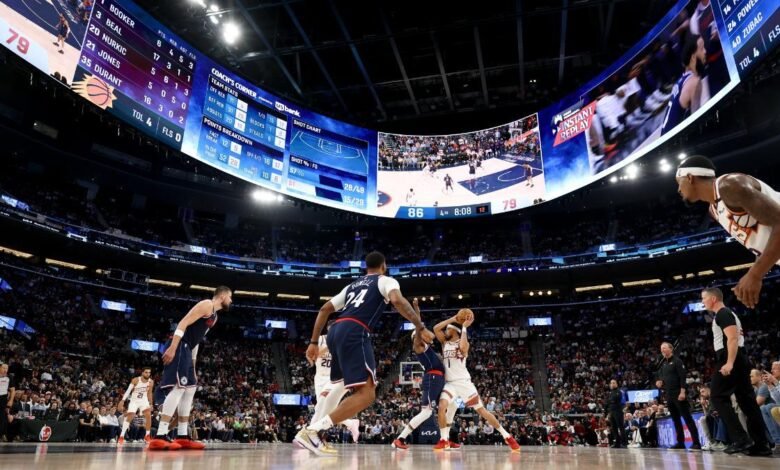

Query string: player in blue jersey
392 299 452 450
149 286 232 451
661 34 705 135
295 252 434 454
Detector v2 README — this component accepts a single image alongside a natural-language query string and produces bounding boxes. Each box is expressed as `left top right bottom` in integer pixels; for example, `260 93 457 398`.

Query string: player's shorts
442 379 481 408
128 399 151 414
160 341 197 389
421 371 445 408
327 320 376 389
314 375 332 397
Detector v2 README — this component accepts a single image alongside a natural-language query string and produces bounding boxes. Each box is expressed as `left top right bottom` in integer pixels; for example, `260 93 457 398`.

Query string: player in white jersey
310 333 360 444
432 310 520 452
676 155 780 308
117 367 153 444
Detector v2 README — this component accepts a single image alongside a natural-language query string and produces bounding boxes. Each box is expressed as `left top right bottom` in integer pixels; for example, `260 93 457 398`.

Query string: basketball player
444 174 454 193
432 312 521 451
118 367 154 444
676 155 780 308
406 188 417 207
149 286 232 451
468 161 477 188
309 327 360 445
523 163 534 187
295 251 434 455
53 15 69 54
392 299 451 450
661 34 705 135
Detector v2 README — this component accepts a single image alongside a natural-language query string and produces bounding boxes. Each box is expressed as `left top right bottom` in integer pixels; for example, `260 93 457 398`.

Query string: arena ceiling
135 0 676 131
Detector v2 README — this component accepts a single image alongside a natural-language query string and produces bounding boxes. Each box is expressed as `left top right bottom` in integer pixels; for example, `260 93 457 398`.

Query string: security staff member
0 363 15 441
702 287 771 456
656 342 701 450
604 379 626 448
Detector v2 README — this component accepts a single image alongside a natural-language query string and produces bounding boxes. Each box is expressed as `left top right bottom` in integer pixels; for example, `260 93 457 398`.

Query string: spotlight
458 294 463 300
537 291 543 296
625 164 639 180
678 152 687 160
609 175 618 184
529 291 534 297
659 161 672 173
547 290 552 296
499 293 504 298
223 22 240 44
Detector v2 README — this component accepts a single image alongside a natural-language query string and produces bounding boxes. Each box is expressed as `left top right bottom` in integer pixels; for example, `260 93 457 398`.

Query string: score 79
502 198 517 211
5 28 30 54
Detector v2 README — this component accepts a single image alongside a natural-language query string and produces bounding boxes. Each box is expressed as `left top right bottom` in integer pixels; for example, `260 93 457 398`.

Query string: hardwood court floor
0 442 776 469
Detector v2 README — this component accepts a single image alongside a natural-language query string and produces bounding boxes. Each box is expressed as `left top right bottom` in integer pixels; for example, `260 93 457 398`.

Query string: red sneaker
174 438 206 450
148 438 182 451
144 435 152 443
433 439 449 451
392 438 409 450
505 436 521 452
117 436 125 445
447 440 461 449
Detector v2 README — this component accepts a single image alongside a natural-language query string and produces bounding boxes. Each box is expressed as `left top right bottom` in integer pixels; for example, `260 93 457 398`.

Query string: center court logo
275 102 301 117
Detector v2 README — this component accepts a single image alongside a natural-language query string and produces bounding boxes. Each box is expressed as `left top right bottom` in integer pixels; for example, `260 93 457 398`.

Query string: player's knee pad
177 387 196 418
161 387 185 418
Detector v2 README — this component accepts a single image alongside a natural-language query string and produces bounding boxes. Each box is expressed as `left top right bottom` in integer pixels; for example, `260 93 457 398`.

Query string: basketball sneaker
433 439 449 451
392 438 409 450
117 436 125 445
148 436 182 451
505 436 521 452
294 429 325 455
174 436 206 450
447 440 461 450
144 434 152 443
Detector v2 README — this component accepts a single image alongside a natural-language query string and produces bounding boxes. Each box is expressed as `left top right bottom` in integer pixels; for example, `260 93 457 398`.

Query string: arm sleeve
377 276 401 301
121 383 134 401
675 360 687 389
330 286 349 311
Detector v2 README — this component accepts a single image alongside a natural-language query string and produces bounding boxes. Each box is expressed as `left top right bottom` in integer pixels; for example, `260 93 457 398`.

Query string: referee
702 287 771 456
0 363 15 442
655 342 701 450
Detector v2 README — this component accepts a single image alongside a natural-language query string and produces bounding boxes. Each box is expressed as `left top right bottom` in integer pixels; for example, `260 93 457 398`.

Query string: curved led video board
1 0 777 218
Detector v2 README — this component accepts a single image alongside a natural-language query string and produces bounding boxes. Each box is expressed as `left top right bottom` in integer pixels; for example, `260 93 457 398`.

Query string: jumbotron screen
1 0 777 218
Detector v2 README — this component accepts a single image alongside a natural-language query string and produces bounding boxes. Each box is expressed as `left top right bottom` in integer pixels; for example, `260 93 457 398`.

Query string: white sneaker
701 443 711 451
294 429 325 455
110 438 116 443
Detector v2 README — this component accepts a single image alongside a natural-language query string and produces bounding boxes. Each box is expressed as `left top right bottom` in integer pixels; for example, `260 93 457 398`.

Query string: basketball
456 308 474 324
86 76 112 107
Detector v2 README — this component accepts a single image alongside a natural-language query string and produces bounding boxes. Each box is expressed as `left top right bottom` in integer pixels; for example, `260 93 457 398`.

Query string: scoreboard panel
1 0 778 219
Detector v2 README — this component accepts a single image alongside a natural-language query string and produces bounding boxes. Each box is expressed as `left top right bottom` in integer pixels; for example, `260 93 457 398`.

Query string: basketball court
289 128 369 176
0 0 89 80
376 157 546 217
0 442 774 469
